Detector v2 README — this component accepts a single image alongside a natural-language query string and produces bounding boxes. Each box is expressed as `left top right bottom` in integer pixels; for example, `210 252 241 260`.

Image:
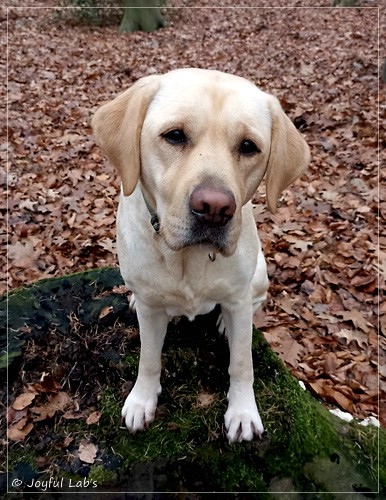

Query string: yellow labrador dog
92 68 309 443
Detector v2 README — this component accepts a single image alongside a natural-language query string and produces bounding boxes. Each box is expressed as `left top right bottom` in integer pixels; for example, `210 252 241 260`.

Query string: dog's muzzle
189 186 236 227
185 186 237 255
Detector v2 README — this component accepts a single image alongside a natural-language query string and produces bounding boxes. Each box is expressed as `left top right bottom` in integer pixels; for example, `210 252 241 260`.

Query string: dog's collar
141 189 160 233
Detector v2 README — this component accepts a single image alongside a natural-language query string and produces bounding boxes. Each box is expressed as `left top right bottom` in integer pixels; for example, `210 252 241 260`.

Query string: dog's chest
162 282 218 320
138 252 229 320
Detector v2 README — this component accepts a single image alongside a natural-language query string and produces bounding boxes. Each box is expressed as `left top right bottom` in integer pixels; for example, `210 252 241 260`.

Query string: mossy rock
1 267 384 497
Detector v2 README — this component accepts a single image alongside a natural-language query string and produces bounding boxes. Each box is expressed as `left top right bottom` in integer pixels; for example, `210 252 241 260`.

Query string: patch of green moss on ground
5 269 383 494
249 334 382 495
90 329 338 491
88 465 117 485
2 267 125 370
192 441 268 492
99 386 122 426
98 387 222 465
251 332 339 477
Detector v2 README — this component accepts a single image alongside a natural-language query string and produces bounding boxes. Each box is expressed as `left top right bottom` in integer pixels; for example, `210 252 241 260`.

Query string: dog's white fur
92 68 310 442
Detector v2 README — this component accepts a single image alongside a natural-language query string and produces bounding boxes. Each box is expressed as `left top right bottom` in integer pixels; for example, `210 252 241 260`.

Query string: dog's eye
162 129 187 145
239 140 260 156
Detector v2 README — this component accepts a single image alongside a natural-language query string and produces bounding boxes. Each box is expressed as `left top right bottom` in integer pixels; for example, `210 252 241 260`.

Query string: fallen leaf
285 234 313 251
309 381 353 413
112 285 129 294
350 274 376 288
30 392 72 422
8 417 34 442
56 132 82 146
99 305 113 319
327 389 354 413
337 310 370 333
78 441 97 464
324 352 338 373
300 60 314 76
86 411 102 425
334 329 368 349
30 405 51 422
96 173 110 181
63 410 84 420
12 392 36 411
277 295 296 316
63 436 74 448
264 328 304 368
7 407 28 425
33 373 60 393
8 241 39 268
195 392 215 408
49 392 72 411
98 238 116 253
280 338 304 368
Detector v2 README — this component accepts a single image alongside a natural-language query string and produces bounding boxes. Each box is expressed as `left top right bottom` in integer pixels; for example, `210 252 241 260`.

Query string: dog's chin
162 229 237 257
167 240 235 257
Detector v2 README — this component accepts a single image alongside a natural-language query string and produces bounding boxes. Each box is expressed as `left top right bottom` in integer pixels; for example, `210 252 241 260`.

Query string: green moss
1 267 125 370
8 448 39 471
5 269 384 494
99 387 122 422
251 332 340 477
88 465 117 485
84 329 341 491
192 442 268 492
348 423 386 488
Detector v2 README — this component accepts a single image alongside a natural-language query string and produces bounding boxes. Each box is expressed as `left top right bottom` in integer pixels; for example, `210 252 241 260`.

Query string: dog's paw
224 401 264 443
121 388 158 432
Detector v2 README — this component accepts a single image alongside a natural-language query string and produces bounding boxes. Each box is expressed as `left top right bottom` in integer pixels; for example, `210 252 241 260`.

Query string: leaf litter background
2 0 385 455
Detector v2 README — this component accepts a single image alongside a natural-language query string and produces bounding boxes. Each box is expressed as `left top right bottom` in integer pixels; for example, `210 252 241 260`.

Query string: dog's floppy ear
265 96 310 213
91 75 160 196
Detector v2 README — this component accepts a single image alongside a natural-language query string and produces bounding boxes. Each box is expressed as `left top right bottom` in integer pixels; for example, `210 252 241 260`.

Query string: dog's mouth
167 238 232 257
162 216 237 257
189 221 230 252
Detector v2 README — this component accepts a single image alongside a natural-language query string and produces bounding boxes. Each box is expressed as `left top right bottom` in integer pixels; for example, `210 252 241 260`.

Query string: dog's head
92 68 310 256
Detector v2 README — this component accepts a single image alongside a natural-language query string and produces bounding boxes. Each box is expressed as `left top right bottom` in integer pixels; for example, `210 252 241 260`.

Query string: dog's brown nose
189 186 236 227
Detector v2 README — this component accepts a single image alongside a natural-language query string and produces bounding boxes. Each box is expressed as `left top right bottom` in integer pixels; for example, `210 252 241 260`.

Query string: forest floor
2 0 385 446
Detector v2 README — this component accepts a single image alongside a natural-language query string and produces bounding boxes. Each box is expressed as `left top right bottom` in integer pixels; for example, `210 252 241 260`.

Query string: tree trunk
2 268 385 495
120 0 165 33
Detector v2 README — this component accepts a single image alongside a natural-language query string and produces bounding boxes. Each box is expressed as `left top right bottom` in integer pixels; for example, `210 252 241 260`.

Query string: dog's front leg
222 301 264 443
122 301 169 432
